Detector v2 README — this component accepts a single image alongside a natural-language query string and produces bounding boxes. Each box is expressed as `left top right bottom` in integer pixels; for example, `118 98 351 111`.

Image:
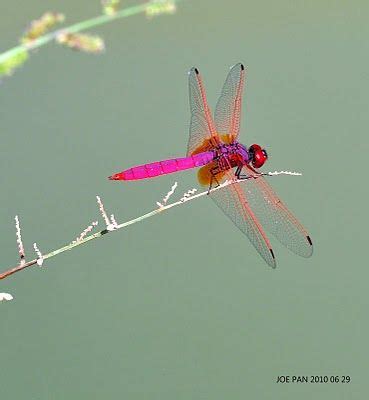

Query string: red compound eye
251 148 268 168
249 144 261 153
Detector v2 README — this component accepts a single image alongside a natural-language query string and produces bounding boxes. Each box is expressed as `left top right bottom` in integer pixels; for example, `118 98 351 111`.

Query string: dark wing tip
188 67 199 76
231 63 244 71
269 249 277 268
307 236 313 246
305 235 314 257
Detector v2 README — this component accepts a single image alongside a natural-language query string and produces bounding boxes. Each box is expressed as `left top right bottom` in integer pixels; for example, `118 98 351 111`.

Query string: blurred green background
1 1 368 398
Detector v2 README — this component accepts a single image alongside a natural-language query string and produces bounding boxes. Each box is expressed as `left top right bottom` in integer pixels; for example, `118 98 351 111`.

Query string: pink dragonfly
109 63 313 267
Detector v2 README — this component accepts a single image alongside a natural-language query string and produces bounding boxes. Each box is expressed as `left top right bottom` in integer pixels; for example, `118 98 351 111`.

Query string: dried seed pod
102 0 120 16
21 12 65 44
56 32 105 54
145 0 176 18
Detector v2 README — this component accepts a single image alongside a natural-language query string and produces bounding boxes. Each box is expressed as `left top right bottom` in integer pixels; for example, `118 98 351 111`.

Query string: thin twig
0 171 300 281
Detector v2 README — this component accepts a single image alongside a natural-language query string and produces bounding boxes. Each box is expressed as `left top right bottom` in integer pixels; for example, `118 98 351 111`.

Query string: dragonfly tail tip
108 172 125 181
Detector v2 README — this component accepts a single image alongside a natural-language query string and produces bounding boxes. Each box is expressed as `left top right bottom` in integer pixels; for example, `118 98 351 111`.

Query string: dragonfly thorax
213 142 249 167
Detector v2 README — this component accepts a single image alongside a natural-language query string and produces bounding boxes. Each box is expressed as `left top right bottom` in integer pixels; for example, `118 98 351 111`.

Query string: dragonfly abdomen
109 151 214 181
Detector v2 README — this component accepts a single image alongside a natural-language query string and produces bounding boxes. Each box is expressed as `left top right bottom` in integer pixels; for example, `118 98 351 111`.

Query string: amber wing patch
220 133 235 144
197 162 226 186
190 137 219 156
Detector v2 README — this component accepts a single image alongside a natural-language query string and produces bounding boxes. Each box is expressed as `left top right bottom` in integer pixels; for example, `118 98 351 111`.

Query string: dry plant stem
0 172 300 281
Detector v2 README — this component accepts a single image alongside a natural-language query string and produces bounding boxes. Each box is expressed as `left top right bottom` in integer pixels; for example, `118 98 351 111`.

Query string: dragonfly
109 63 313 267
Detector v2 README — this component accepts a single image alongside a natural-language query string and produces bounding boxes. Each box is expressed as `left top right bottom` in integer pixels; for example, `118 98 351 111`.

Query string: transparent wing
241 166 313 257
210 170 276 268
214 63 245 143
187 67 219 156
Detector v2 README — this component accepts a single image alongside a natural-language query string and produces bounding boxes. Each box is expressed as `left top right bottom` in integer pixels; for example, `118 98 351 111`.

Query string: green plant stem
0 0 182 64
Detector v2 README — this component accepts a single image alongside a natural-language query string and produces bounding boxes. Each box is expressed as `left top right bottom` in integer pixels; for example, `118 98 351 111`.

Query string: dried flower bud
145 0 176 18
102 0 120 16
96 195 111 226
72 221 99 244
21 12 65 44
33 243 44 267
56 32 105 54
0 49 29 77
180 188 197 202
0 293 14 302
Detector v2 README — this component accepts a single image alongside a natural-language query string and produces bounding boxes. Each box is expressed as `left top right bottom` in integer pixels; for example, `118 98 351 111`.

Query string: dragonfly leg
235 165 251 180
235 164 264 180
207 167 221 195
245 164 265 179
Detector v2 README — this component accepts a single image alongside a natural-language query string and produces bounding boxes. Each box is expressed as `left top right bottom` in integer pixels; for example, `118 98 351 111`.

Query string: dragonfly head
249 144 268 168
